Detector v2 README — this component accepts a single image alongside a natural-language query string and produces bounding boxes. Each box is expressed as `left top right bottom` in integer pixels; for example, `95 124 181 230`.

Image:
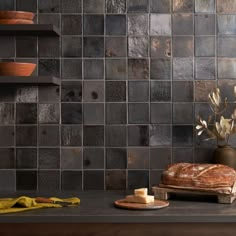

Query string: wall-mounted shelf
0 76 60 85
0 24 60 36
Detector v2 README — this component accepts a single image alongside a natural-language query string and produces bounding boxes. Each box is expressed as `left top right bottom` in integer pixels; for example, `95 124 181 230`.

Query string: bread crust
162 163 236 188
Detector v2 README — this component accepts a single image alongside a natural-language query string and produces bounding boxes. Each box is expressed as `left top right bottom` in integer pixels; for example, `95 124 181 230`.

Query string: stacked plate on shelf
0 11 36 76
0 11 35 24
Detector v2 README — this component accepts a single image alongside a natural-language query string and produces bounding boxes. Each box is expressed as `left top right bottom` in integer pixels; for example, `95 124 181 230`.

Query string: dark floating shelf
0 76 60 85
0 24 60 36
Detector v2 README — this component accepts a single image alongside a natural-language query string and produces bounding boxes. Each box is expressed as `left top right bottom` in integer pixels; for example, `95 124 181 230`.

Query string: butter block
125 195 154 204
134 188 148 196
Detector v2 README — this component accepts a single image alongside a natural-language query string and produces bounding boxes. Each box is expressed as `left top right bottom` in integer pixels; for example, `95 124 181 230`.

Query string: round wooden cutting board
114 199 169 210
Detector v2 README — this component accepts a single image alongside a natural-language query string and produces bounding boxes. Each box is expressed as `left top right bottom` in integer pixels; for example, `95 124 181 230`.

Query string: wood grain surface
114 199 169 210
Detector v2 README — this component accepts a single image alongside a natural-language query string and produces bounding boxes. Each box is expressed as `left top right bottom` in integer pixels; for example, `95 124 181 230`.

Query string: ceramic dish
0 62 36 76
0 11 34 20
0 19 34 24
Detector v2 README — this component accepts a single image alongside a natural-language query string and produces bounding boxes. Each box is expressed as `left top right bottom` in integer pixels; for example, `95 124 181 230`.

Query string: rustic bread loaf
161 163 236 188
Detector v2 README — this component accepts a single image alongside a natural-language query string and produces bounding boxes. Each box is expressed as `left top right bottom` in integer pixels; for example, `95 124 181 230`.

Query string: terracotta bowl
0 19 34 24
0 62 36 76
0 11 35 20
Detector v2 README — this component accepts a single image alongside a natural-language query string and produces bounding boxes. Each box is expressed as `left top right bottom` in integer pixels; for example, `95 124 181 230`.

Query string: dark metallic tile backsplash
0 0 235 191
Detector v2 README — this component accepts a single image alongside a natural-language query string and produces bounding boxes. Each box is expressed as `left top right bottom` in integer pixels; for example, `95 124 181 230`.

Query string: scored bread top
161 163 236 188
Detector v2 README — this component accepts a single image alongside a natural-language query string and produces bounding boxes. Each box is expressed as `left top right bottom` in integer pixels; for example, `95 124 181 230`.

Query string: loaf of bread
161 163 236 189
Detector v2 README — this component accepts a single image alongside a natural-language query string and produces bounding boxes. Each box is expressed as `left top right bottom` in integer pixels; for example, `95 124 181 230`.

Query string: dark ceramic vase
213 145 236 169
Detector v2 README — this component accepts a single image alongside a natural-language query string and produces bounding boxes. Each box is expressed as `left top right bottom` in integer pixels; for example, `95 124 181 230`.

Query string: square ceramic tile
150 148 171 169
128 14 148 35
84 37 104 57
39 126 60 146
128 59 149 80
172 125 193 147
39 148 60 169
217 15 236 35
173 81 193 102
62 171 82 191
83 81 104 102
151 103 172 124
105 59 127 80
83 148 104 169
105 37 127 57
105 81 126 102
150 14 171 35
0 170 15 191
195 36 215 57
106 148 127 169
150 0 171 13
128 81 149 102
62 36 82 57
217 0 236 13
0 1 14 10
84 171 104 190
128 148 149 169
218 80 236 102
61 148 82 169
173 148 193 163
0 148 15 169
61 125 82 146
39 104 59 124
195 14 215 35
83 126 104 146
150 37 171 58
83 15 104 35
173 103 193 124
0 37 15 58
195 0 215 13
38 0 60 13
106 103 127 124
16 37 37 57
16 126 36 146
218 58 236 79
194 80 216 102
62 15 82 35
173 36 194 57
39 59 60 77
83 0 105 13
173 14 193 35
128 125 149 146
61 0 81 13
106 15 126 35
218 36 236 57
16 148 37 169
83 59 104 80
195 57 215 80
61 81 82 102
173 0 194 12
84 103 104 125
39 86 59 103
173 58 193 80
105 126 127 146
38 37 60 57
16 103 37 124
106 170 126 190
16 171 37 191
38 170 60 192
151 81 171 102
106 0 126 13
128 170 149 189
0 103 14 125
128 103 149 124
127 0 149 12
150 125 171 146
128 36 149 57
61 103 82 124
150 59 171 80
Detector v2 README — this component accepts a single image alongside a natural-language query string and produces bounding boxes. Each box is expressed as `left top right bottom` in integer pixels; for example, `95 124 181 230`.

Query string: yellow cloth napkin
0 196 80 214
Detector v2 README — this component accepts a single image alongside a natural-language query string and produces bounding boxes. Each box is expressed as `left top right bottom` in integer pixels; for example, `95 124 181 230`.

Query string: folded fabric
0 196 80 214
